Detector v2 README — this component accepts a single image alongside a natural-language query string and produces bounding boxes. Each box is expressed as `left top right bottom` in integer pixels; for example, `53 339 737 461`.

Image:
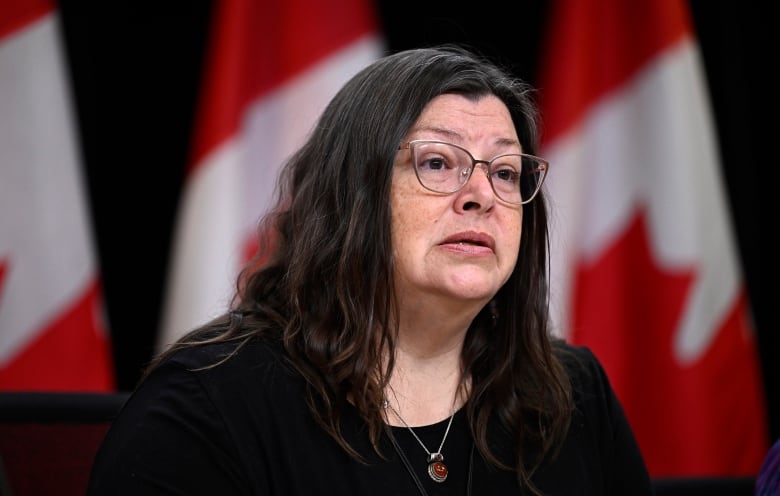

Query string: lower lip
439 243 493 256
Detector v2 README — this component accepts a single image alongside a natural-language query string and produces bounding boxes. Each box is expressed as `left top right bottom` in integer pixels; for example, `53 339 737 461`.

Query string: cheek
391 199 427 258
502 211 523 262
390 176 432 242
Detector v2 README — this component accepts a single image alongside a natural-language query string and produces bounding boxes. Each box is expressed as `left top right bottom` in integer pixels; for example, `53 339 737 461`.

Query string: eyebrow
411 127 461 142
494 137 521 148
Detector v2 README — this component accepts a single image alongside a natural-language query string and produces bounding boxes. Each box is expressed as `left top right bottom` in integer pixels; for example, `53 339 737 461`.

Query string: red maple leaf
571 209 767 476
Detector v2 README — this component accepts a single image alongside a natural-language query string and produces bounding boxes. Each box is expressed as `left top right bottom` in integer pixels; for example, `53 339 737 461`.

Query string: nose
470 162 497 193
472 162 491 178
457 162 496 211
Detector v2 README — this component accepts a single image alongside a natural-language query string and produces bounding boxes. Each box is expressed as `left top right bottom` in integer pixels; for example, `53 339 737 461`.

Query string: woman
88 45 653 495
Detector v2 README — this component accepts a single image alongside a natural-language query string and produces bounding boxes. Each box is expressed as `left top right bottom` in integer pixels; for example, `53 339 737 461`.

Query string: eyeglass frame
398 139 549 205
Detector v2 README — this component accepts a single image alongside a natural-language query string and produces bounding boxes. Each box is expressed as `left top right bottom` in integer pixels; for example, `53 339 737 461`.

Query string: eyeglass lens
411 141 545 204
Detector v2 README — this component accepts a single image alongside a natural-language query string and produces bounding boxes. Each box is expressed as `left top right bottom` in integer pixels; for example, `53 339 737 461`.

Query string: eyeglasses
399 140 549 205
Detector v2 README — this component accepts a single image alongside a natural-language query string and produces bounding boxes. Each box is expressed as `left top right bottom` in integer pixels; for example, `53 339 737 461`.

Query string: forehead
409 94 518 144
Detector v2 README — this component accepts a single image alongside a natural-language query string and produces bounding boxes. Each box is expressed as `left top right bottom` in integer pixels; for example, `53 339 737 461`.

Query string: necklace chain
382 396 455 483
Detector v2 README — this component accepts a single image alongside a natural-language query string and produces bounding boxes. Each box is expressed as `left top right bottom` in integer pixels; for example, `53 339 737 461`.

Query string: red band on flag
0 0 53 40
0 278 114 392
539 0 689 144
189 0 379 170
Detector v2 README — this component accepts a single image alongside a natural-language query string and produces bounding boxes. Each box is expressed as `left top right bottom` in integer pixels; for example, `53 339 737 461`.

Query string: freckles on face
389 171 449 297
389 165 439 265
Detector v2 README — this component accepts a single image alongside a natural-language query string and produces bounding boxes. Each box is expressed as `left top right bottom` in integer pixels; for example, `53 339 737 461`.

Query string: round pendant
428 461 448 482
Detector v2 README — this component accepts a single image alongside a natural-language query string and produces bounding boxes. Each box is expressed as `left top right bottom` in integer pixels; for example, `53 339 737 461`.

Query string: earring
230 310 244 328
488 299 498 326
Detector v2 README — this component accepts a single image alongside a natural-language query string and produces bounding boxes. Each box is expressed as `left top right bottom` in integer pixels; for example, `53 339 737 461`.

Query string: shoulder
552 339 608 393
551 338 629 437
162 336 288 374
89 337 308 493
156 336 301 399
109 336 309 459
535 339 654 493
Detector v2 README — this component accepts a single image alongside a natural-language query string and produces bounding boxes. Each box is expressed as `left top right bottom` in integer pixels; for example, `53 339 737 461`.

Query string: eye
493 169 519 183
419 153 450 171
416 145 461 172
490 158 521 184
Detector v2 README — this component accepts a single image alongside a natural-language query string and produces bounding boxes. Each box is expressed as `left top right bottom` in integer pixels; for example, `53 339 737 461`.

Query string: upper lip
440 231 495 251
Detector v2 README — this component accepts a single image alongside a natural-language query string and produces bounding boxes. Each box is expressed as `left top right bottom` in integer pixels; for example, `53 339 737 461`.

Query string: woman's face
390 93 523 309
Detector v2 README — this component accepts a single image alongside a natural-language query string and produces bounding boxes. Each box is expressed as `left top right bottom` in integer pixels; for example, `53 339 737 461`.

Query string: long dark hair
151 44 572 494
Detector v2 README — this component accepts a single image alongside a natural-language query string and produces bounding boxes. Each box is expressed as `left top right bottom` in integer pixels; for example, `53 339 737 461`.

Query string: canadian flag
157 0 384 349
538 0 768 476
0 0 114 391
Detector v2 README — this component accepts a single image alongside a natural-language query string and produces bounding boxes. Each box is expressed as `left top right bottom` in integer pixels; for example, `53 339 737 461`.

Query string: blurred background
2 0 776 480
60 0 776 426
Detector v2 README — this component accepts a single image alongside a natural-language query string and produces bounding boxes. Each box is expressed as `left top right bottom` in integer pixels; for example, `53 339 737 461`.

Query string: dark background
58 1 778 442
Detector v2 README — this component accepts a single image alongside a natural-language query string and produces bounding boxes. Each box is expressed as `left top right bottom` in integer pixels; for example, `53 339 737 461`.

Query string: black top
87 337 653 495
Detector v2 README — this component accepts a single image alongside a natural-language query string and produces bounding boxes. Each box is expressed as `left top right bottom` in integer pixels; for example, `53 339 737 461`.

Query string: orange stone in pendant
428 461 448 482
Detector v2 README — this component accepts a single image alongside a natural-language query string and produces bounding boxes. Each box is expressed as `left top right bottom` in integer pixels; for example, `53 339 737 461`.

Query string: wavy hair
151 44 572 494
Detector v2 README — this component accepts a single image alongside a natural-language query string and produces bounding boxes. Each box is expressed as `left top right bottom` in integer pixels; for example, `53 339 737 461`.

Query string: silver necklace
382 398 455 483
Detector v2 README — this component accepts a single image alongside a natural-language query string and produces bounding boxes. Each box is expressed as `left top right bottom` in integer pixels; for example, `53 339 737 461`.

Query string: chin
445 282 500 303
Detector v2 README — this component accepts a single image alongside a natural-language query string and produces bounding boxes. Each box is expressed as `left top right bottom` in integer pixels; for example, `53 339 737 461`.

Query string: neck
385 306 475 426
384 358 468 427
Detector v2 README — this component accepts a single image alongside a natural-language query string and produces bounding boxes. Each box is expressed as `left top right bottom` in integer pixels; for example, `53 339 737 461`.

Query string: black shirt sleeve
87 359 253 495
533 343 655 495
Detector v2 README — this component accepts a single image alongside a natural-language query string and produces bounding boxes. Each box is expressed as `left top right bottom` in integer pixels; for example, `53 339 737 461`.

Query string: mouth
440 231 495 251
